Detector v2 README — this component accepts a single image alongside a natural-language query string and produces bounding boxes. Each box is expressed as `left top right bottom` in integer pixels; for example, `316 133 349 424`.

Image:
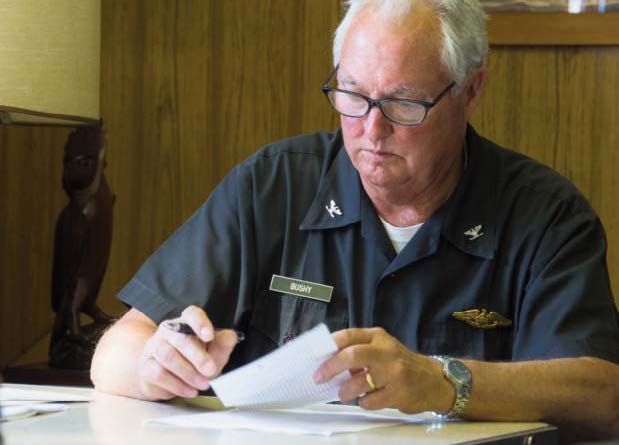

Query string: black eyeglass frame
321 65 456 127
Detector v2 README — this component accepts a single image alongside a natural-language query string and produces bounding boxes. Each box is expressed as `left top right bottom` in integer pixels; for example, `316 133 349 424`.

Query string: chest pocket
249 290 349 348
418 321 514 360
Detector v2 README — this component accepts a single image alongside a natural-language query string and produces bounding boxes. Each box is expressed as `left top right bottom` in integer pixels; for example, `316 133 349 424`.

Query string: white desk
1 384 557 445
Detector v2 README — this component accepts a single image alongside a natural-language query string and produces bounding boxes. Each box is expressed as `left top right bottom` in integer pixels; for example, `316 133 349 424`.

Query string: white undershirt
377 142 464 254
379 217 424 254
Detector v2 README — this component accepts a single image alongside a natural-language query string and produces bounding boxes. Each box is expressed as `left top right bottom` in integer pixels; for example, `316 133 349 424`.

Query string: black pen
162 320 245 343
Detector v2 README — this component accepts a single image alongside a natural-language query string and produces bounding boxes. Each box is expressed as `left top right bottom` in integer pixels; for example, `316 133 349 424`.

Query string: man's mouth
362 148 394 158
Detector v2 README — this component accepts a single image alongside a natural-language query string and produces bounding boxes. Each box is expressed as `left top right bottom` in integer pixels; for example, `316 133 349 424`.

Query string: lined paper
210 323 349 409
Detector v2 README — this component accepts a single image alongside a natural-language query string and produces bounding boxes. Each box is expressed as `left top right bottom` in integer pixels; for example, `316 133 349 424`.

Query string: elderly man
92 0 619 438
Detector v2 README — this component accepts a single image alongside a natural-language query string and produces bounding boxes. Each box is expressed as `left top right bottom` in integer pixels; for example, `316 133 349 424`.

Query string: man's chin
359 169 402 190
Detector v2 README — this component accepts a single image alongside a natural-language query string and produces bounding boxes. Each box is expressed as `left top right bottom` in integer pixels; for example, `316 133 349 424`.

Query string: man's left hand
313 327 454 414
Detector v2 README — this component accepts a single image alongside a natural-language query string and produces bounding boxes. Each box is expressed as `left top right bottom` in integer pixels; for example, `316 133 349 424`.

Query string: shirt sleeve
512 195 619 363
117 164 256 327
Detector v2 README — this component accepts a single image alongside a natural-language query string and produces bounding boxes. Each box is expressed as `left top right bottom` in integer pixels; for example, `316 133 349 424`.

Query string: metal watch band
431 355 472 419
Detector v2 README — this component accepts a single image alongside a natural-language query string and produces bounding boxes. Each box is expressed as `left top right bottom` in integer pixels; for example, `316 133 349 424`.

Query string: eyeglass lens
327 90 427 125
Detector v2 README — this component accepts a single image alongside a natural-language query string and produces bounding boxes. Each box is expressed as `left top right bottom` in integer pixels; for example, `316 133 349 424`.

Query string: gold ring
365 371 377 392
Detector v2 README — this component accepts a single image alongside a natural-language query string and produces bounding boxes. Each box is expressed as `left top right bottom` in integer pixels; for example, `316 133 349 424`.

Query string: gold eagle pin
452 309 512 329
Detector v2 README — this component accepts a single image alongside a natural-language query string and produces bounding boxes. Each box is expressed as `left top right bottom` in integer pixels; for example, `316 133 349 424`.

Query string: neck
363 149 463 227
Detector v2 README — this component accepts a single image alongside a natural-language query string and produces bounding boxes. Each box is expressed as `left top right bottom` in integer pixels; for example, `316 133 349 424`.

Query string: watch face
447 360 472 385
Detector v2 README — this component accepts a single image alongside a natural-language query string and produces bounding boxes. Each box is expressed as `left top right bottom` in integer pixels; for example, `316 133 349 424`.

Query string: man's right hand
137 305 238 400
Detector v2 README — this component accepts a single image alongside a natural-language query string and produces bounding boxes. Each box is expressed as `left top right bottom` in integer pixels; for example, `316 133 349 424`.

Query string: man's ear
464 67 488 119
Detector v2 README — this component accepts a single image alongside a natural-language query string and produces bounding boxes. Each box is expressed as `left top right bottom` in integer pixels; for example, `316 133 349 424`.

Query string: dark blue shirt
119 126 619 369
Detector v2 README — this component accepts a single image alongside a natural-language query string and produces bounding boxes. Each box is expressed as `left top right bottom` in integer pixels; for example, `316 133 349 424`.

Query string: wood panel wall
0 126 69 369
97 0 342 320
473 46 619 293
1 0 617 369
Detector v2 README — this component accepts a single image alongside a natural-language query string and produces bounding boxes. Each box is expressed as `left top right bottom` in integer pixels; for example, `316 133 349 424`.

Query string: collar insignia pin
464 224 484 241
325 199 342 218
453 309 512 329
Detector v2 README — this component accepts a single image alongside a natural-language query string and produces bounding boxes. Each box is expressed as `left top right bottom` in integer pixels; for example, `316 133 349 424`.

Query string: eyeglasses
321 65 455 127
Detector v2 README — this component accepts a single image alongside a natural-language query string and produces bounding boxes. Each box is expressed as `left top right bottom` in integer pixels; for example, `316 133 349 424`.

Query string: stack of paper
146 324 446 435
0 384 92 422
0 402 68 422
146 404 437 436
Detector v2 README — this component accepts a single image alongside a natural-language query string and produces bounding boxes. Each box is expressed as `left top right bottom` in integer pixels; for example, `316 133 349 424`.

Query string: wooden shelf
488 12 619 45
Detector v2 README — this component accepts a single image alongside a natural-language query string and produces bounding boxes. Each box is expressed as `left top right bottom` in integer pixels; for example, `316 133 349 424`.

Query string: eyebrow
336 73 424 98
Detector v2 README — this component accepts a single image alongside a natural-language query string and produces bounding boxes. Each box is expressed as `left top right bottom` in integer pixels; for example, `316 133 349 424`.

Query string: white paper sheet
210 323 350 409
146 404 438 436
0 384 92 422
0 403 68 422
147 409 398 435
0 384 93 402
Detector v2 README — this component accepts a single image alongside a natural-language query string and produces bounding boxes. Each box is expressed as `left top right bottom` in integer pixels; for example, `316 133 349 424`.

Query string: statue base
49 321 112 371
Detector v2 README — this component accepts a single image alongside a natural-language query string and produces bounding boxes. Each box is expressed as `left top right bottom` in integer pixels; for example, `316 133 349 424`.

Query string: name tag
269 274 333 303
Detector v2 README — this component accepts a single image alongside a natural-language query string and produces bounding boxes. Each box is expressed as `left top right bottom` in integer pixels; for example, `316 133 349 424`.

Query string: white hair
333 0 488 88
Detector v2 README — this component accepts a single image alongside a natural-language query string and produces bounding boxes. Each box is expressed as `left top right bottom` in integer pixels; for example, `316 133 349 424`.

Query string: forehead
338 4 447 91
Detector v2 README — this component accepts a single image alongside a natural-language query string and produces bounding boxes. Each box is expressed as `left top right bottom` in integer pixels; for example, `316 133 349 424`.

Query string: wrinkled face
338 5 473 194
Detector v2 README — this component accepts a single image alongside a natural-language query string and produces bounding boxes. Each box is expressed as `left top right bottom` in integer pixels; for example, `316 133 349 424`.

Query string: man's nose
363 105 393 143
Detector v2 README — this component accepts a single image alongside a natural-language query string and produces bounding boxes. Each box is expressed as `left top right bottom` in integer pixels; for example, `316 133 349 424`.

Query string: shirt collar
441 125 497 260
300 125 497 261
299 130 362 230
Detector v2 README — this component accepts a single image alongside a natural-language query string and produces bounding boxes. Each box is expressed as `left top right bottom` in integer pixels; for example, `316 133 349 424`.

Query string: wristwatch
431 355 472 419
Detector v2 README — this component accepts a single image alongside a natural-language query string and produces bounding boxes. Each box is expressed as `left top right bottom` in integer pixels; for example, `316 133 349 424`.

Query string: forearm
90 316 156 399
462 357 619 438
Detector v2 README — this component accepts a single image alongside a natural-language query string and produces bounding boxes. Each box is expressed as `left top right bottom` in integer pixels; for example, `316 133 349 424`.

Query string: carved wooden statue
49 123 115 370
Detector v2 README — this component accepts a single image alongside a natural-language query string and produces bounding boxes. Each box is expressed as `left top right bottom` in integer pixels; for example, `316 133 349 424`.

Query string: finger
138 359 181 401
151 338 210 390
140 356 199 398
181 305 215 343
141 384 176 401
358 387 393 411
332 328 376 350
314 343 376 383
164 329 217 377
208 329 239 375
337 370 382 403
